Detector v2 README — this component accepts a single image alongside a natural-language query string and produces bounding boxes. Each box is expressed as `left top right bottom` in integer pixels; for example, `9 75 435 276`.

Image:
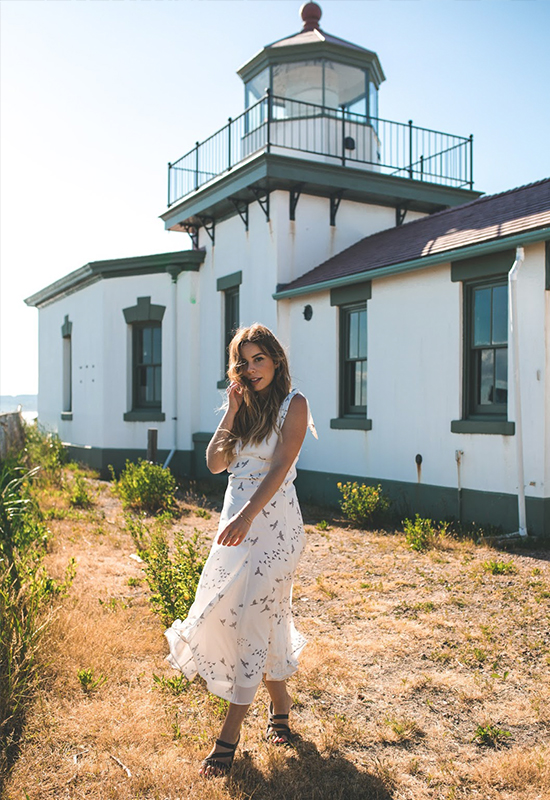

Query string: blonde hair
220 324 291 463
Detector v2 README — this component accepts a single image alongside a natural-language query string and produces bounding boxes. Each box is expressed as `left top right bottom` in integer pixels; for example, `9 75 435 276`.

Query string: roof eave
273 226 550 300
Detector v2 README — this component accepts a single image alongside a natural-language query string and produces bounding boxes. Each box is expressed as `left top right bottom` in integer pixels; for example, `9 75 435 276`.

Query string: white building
26 3 550 537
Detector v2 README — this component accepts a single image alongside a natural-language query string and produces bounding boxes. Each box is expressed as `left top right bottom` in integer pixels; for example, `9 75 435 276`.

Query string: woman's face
239 342 276 395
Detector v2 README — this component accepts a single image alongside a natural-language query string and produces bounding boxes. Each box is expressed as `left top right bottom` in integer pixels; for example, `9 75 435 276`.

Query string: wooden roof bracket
289 184 304 221
178 222 200 250
197 216 215 246
229 197 249 231
250 186 270 222
396 203 410 227
330 191 344 226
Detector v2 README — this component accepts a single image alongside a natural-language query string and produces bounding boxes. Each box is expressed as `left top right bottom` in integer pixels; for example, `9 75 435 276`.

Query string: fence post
408 120 413 178
147 429 158 464
228 118 232 171
341 106 346 166
266 88 272 154
469 134 474 189
194 141 200 190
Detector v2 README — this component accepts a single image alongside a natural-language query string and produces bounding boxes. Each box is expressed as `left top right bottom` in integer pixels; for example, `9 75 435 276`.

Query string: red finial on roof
300 2 322 31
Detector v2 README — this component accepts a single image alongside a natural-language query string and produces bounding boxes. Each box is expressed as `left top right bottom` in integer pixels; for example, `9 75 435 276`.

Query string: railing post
167 162 171 207
420 155 424 181
341 106 346 166
408 120 413 178
469 134 474 189
266 88 272 154
194 141 199 190
228 118 232 171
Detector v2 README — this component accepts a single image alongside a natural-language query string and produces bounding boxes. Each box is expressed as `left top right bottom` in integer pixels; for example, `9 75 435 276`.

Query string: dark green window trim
61 412 73 421
61 315 72 415
61 314 72 338
330 417 372 431
123 296 166 324
546 241 550 291
132 323 162 410
330 281 371 306
451 250 515 283
339 302 368 418
217 271 242 292
451 420 515 435
217 379 228 390
123 410 166 422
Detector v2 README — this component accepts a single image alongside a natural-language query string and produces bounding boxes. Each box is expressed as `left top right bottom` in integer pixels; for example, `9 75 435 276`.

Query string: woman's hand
217 512 251 547
227 381 244 414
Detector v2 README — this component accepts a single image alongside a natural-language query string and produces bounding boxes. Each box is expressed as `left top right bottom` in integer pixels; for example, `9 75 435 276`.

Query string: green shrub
337 481 391 528
472 723 511 747
111 459 176 514
23 423 67 486
403 515 449 552
68 474 94 508
482 560 518 575
127 523 206 626
77 668 107 693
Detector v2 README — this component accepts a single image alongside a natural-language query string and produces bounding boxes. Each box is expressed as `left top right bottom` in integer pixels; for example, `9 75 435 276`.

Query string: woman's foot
199 737 239 778
266 700 293 745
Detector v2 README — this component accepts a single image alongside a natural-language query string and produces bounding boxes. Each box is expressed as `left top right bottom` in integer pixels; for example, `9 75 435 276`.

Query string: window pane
145 367 154 403
245 67 269 106
348 311 359 359
479 348 494 405
474 288 491 346
137 367 147 406
152 327 161 364
494 348 508 404
154 366 162 402
358 309 367 357
142 328 153 365
272 60 323 107
492 285 508 345
325 62 366 110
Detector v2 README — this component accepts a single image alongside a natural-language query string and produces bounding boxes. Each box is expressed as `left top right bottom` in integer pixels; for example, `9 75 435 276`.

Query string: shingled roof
277 178 550 296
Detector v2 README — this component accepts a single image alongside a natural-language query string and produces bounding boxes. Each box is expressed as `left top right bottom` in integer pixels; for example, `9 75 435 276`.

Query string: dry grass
3 474 550 800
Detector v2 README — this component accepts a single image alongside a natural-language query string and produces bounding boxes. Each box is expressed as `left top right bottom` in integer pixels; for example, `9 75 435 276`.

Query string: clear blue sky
1 0 549 396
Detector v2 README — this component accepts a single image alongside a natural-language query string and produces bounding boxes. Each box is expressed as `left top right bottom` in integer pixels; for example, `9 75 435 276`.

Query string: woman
164 323 315 777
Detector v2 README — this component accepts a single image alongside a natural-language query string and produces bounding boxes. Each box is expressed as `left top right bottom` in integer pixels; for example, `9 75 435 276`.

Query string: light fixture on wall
303 304 313 321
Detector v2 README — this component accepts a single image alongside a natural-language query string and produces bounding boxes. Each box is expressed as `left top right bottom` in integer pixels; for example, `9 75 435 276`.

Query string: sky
1 0 549 397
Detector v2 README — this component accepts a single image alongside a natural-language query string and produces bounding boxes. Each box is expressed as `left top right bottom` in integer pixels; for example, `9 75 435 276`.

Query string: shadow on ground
229 734 393 800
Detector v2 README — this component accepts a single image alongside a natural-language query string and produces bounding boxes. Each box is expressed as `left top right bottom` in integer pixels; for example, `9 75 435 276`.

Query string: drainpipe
508 247 527 537
455 449 464 523
163 269 179 469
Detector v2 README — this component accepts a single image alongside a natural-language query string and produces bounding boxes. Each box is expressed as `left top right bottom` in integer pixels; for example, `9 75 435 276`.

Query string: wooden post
147 429 158 464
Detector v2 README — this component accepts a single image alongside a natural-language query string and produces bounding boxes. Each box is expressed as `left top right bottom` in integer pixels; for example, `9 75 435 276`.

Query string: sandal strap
214 737 238 752
269 712 289 720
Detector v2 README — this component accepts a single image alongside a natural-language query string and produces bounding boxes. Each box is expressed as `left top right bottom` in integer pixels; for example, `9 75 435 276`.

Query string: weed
337 481 391 528
208 693 229 718
127 576 142 587
125 513 150 552
152 674 190 695
23 423 67 486
316 575 337 599
385 717 420 741
76 668 107 694
472 723 511 747
98 596 129 611
194 507 211 520
316 520 331 531
110 460 176 514
482 560 518 575
68 474 94 509
403 515 449 552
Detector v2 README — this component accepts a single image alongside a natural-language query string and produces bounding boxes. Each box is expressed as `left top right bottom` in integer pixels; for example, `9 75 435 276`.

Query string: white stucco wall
290 243 549 502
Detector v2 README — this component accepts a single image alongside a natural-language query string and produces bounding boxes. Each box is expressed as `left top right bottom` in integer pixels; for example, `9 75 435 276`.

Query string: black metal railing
167 90 473 207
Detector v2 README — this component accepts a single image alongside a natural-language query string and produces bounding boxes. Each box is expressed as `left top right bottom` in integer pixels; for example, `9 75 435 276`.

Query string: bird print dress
164 389 316 705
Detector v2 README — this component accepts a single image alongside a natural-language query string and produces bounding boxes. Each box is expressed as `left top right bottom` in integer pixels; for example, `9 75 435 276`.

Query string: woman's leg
264 678 293 744
200 701 250 777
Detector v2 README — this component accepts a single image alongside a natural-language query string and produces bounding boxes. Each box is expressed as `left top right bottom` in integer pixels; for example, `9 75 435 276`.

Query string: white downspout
508 246 527 537
163 271 178 469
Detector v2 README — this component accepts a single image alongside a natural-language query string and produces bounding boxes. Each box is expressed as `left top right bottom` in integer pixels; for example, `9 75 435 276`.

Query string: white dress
164 389 315 705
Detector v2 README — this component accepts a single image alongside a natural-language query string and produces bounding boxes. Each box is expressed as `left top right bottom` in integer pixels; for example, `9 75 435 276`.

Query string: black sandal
266 702 292 745
200 737 239 777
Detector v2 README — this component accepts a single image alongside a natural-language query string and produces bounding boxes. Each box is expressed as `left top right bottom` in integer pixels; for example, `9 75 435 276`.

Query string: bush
403 515 449 552
68 474 94 508
337 481 391 528
111 459 176 514
23 423 67 486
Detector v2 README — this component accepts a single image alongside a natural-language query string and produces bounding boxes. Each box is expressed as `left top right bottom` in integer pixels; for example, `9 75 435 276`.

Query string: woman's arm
217 393 308 546
206 383 243 474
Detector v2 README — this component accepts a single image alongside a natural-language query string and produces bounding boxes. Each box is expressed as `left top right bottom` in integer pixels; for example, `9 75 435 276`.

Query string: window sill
330 417 372 431
124 410 166 422
451 419 515 435
61 412 73 421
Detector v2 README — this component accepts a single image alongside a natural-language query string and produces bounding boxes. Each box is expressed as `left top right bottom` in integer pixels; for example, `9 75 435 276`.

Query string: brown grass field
3 471 550 800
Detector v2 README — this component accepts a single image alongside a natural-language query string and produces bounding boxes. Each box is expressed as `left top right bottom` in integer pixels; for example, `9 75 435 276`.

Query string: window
450 250 515 435
133 324 162 409
217 271 242 387
342 304 367 415
123 296 166 421
468 281 508 415
61 315 72 420
330 281 372 430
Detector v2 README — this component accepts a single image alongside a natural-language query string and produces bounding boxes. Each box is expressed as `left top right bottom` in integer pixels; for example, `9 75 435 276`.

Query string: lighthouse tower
159 1 478 476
